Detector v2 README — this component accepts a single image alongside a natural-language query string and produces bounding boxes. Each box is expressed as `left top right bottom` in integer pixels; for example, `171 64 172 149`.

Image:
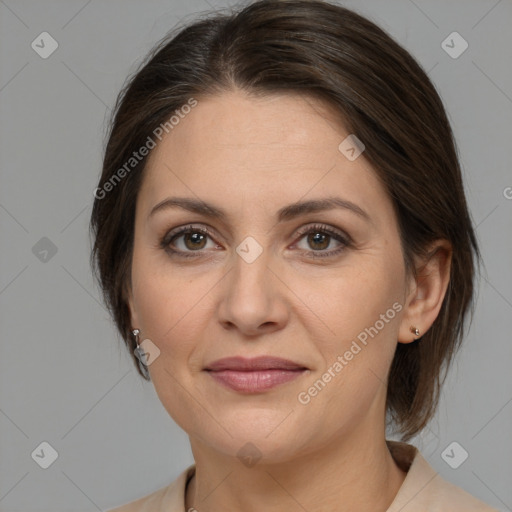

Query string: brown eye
294 223 351 259
161 225 218 258
307 231 331 251
182 231 208 250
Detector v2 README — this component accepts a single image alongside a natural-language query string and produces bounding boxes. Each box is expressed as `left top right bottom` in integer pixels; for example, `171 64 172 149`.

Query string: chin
211 434 305 465
192 411 318 464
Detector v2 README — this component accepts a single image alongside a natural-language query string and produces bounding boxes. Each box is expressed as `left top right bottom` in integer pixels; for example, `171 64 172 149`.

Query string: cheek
130 249 227 402
295 256 404 415
305 255 404 350
131 265 207 354
130 260 213 433
131 236 206 334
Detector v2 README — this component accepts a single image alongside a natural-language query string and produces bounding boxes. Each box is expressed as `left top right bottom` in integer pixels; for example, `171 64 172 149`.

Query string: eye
293 223 351 258
160 224 219 258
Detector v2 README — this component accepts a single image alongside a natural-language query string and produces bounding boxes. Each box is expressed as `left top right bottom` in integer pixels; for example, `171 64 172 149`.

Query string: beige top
107 441 498 512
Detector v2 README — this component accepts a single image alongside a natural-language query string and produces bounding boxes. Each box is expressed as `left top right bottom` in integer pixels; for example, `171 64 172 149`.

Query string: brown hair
90 0 479 440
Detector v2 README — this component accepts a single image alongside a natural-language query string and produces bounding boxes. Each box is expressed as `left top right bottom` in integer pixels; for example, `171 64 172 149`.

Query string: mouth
204 356 308 393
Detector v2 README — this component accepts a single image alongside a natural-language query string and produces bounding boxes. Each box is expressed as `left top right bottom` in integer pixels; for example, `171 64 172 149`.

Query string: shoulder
106 464 195 512
386 441 499 512
106 485 169 512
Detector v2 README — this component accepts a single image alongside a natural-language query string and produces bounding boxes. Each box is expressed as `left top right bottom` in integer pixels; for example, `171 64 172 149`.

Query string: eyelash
160 223 351 260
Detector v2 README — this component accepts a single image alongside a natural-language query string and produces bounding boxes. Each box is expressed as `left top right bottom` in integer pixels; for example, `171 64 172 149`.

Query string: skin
127 90 451 512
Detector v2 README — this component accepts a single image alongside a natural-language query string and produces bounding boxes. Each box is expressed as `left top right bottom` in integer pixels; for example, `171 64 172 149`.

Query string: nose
216 243 290 337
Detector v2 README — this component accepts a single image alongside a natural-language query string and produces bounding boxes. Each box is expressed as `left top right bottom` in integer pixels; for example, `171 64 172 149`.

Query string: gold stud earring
410 326 420 337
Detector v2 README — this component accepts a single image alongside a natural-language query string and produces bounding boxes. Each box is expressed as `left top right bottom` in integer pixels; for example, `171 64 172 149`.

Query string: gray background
0 0 511 510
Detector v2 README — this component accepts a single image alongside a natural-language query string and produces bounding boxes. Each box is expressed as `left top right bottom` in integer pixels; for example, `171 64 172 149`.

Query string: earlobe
397 240 452 344
409 326 420 337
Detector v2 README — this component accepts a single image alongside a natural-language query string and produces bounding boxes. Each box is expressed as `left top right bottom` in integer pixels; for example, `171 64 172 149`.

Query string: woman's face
128 90 414 462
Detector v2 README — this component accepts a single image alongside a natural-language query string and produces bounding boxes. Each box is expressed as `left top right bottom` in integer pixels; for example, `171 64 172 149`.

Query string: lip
204 356 308 393
205 356 307 372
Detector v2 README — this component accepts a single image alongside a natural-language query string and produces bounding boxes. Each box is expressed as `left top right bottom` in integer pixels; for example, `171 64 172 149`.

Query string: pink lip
204 356 308 393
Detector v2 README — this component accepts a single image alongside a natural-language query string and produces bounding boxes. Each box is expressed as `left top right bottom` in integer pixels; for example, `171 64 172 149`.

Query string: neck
185 426 406 512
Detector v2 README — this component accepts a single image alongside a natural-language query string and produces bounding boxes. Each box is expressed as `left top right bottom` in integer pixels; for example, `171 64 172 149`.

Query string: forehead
148 91 344 163
140 90 390 221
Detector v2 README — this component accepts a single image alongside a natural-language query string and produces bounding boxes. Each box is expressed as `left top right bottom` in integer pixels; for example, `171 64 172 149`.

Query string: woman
91 1 498 510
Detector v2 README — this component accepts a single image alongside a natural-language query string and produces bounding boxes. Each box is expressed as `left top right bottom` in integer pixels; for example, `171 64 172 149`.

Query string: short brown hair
90 0 479 440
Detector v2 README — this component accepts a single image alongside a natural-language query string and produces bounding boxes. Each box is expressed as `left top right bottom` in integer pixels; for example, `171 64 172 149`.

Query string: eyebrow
149 196 370 223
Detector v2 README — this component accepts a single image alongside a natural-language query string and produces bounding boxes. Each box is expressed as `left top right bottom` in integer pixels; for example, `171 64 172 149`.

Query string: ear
124 279 140 332
398 240 452 344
